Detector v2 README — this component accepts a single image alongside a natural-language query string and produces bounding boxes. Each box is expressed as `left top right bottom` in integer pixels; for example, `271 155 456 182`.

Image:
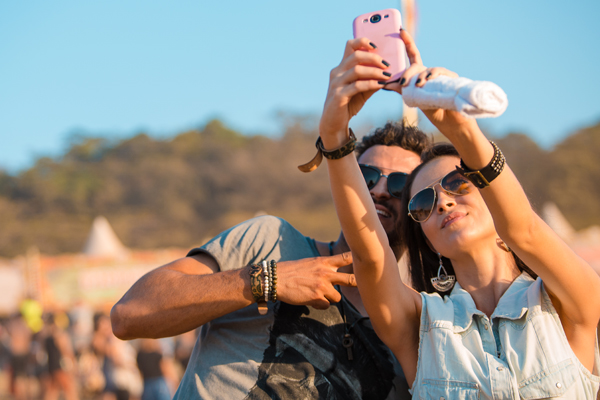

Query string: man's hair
355 121 431 159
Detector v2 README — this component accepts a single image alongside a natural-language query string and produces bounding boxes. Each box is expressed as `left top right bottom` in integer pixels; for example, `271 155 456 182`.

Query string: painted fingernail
399 77 406 85
382 60 390 67
426 72 432 79
369 42 377 49
416 78 422 85
377 81 386 85
382 72 392 77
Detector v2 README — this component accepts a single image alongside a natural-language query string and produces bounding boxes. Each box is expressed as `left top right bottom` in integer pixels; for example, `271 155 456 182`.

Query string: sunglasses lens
387 173 408 198
359 165 380 189
409 188 436 222
442 170 472 195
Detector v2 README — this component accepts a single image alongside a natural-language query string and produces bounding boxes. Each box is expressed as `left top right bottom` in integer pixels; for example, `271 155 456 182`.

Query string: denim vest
410 273 600 399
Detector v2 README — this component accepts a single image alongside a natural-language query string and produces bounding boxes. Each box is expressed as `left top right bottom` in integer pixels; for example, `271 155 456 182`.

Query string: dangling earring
431 253 456 292
496 238 510 253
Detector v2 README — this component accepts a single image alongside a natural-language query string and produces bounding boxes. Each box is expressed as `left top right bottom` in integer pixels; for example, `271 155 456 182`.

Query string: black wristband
457 141 505 189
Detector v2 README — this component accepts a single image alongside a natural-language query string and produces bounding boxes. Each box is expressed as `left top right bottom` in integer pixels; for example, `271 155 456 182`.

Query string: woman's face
409 156 497 258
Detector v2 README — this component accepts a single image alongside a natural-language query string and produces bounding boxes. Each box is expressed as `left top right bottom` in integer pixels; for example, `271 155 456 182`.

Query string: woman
318 29 600 398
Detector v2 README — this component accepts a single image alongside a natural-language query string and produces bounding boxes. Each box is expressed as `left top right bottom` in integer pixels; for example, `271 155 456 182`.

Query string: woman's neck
450 244 521 318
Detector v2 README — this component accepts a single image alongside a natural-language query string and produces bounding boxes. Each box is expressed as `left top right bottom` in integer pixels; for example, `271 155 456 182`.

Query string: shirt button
483 324 489 330
497 366 504 371
440 397 446 400
556 382 562 389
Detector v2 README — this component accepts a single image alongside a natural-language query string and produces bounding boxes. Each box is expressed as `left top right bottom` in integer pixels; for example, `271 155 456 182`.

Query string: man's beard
386 227 402 261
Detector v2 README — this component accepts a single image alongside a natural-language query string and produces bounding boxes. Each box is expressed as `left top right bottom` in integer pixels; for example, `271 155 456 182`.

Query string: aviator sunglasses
359 164 409 199
408 169 474 223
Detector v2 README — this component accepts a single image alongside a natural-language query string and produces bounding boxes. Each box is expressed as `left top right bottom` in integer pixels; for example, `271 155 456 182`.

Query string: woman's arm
397 30 600 368
319 37 422 382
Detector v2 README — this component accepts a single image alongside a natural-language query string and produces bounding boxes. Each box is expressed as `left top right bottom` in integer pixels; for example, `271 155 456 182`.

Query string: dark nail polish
400 78 406 85
377 81 386 85
426 72 432 79
382 72 392 77
416 78 422 85
369 42 377 49
382 60 390 67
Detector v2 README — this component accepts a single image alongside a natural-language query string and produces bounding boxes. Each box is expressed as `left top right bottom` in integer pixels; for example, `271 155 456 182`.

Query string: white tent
82 216 129 258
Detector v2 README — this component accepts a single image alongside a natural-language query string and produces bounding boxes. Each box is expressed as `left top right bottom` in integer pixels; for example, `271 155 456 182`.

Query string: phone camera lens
370 14 382 23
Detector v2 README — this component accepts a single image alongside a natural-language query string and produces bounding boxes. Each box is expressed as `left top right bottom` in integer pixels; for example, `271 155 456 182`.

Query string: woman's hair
399 143 537 294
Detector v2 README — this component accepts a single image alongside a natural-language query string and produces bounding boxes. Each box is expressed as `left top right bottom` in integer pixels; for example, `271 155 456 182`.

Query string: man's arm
111 252 356 340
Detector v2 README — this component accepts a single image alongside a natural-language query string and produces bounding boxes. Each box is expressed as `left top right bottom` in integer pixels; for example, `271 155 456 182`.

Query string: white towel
401 75 508 118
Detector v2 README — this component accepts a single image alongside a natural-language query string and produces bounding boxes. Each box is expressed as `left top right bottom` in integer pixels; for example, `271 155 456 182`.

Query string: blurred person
19 299 44 335
7 313 33 400
173 330 197 371
93 313 142 400
112 121 430 399
42 313 79 400
136 339 171 400
68 301 94 357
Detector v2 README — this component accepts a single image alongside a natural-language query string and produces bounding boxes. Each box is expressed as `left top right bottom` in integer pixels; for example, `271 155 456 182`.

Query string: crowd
0 303 196 400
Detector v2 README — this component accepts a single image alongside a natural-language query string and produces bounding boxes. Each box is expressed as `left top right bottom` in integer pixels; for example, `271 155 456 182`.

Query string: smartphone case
353 9 406 82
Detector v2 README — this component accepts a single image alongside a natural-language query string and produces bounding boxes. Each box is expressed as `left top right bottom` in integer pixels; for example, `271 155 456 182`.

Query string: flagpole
400 0 419 126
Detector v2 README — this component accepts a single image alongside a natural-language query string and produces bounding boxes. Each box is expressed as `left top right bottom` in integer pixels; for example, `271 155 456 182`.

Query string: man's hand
319 38 390 148
276 252 355 310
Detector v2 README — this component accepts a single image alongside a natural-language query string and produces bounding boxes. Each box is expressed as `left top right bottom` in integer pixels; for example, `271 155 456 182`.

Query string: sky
1 0 599 174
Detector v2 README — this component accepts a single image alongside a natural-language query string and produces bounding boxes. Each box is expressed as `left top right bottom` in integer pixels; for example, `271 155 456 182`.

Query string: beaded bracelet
249 259 279 314
261 260 269 303
270 260 278 302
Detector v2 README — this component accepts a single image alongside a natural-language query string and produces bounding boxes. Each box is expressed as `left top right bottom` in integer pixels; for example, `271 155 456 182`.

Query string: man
111 121 428 399
112 35 431 398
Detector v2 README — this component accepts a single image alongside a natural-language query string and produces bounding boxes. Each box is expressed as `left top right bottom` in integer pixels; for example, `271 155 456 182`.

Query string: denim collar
450 272 534 332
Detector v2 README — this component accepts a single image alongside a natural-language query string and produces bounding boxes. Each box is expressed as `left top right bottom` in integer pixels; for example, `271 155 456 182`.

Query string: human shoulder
188 215 315 272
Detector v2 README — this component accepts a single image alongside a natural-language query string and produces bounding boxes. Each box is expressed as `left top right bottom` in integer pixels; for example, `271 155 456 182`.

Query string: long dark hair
399 143 536 294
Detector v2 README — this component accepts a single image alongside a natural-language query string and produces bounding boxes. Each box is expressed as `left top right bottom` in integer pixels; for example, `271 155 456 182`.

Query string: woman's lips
441 212 466 229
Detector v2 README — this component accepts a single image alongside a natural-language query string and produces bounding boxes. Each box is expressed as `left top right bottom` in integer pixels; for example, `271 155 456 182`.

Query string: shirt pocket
418 379 480 400
518 359 577 399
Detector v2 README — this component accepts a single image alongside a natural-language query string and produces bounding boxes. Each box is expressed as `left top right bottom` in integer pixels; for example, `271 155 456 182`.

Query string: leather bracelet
298 129 357 173
457 141 505 189
248 263 268 315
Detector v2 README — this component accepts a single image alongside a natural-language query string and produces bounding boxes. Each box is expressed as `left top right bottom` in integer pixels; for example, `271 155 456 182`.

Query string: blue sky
1 1 599 173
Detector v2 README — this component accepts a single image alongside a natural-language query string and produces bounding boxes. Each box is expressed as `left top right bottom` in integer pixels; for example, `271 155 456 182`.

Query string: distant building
0 216 187 315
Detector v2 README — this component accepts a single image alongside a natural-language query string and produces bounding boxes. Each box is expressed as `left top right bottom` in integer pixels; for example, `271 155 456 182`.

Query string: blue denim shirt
411 273 600 399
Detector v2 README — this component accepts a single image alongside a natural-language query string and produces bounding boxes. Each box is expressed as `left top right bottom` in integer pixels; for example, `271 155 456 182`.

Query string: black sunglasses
407 169 474 223
359 164 409 199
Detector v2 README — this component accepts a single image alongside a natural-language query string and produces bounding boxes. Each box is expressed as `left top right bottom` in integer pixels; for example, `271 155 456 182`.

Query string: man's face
357 145 421 246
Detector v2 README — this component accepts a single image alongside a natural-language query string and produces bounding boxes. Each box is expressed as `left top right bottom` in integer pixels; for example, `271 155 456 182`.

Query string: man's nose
370 177 390 200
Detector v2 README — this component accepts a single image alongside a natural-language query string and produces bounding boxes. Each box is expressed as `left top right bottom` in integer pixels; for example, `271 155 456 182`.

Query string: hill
0 118 599 258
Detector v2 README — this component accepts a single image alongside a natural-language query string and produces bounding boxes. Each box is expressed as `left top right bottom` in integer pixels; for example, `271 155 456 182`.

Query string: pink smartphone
353 9 406 83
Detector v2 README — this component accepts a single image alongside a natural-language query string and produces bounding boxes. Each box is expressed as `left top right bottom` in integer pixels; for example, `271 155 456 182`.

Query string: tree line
0 117 598 258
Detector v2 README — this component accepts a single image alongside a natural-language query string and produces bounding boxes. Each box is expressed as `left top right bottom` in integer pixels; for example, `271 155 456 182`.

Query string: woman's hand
386 29 477 135
319 38 390 148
